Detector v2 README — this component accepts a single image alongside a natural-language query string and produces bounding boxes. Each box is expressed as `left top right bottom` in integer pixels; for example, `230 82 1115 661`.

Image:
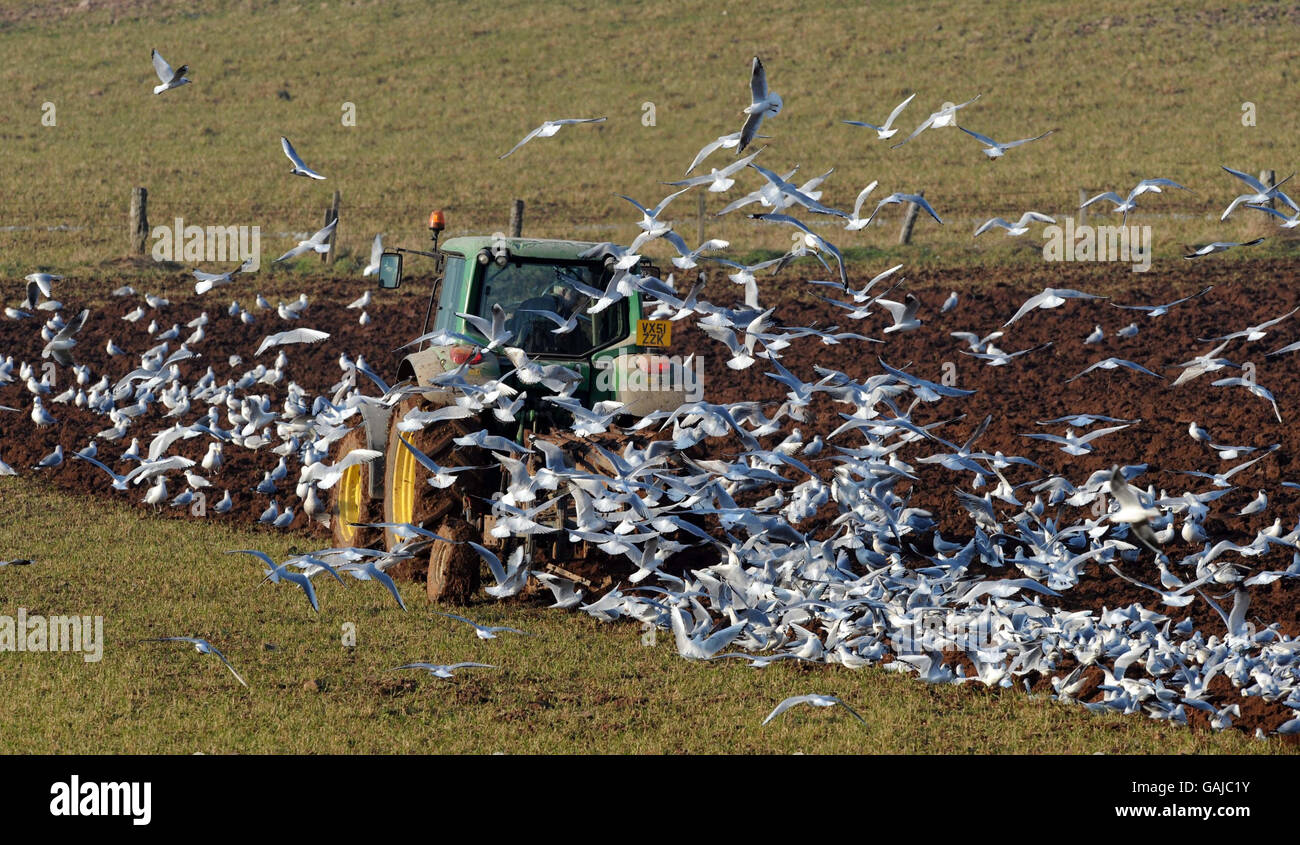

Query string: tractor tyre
426 516 481 605
329 425 382 550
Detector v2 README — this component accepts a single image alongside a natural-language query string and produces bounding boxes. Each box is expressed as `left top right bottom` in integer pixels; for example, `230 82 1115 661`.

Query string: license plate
637 319 671 347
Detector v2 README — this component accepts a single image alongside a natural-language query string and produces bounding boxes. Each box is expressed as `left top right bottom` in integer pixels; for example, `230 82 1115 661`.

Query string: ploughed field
3 257 1300 739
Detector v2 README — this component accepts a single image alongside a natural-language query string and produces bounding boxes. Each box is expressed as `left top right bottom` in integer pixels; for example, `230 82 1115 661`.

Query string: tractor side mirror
378 252 403 289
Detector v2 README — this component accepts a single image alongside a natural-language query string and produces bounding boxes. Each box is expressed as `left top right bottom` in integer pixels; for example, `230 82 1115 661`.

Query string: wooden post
1078 187 1089 226
1261 170 1276 209
129 187 148 256
323 190 340 264
509 199 524 238
899 190 923 245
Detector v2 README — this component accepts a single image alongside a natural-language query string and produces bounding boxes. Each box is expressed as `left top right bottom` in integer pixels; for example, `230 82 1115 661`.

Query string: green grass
2 0 1300 276
0 476 1288 754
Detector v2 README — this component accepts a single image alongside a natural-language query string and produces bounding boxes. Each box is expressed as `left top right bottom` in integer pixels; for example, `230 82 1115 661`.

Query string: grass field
2 0 1300 275
0 476 1288 754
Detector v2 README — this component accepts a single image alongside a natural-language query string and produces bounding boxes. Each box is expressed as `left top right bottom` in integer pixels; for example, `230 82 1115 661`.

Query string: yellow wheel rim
337 464 363 544
391 437 417 527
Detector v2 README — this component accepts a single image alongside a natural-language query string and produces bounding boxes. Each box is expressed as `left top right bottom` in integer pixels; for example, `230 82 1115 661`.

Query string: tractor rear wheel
426 516 481 604
329 426 382 549
383 397 491 583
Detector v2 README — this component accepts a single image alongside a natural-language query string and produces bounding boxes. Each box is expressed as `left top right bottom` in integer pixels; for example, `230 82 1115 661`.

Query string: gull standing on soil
151 48 190 94
842 92 916 140
280 136 326 180
499 118 606 159
762 694 867 726
146 637 246 687
739 56 782 153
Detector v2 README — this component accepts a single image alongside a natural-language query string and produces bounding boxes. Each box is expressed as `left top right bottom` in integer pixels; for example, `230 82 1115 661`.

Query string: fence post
899 190 923 245
323 190 340 264
1078 187 1089 226
129 187 149 256
509 199 524 237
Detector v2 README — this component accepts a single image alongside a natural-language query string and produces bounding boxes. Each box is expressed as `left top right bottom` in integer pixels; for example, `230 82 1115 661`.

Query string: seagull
841 92 916 140
1065 357 1163 383
749 212 848 288
1105 467 1164 556
974 211 1055 237
1004 287 1107 326
684 131 756 175
1219 165 1298 220
761 694 867 726
150 48 190 94
519 307 579 335
146 637 246 687
457 303 511 351
862 192 943 228
1111 286 1212 318
1081 178 1191 224
255 328 330 356
739 56 782 153
890 94 981 148
280 136 326 180
1200 306 1298 343
432 611 530 640
747 162 848 218
24 273 61 298
347 290 372 310
193 256 256 295
1245 203 1300 228
843 181 881 231
1184 238 1264 259
274 218 337 263
1020 423 1133 455
1212 376 1282 423
391 662 496 679
361 234 383 276
664 150 760 192
876 294 922 333
499 117 606 159
958 127 1055 159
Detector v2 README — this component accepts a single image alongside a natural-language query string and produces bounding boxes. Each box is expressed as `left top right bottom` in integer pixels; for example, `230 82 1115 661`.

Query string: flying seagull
842 92 916 140
958 127 1055 159
362 234 384 276
255 328 330 356
499 118 606 159
281 136 326 180
391 662 496 679
274 218 337 263
1004 287 1107 327
1184 238 1264 259
762 694 867 726
739 57 782 154
151 48 190 94
890 94 981 149
146 637 247 687
974 211 1055 237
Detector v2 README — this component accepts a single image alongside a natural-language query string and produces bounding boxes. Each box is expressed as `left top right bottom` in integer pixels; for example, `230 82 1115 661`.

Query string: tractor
329 211 694 602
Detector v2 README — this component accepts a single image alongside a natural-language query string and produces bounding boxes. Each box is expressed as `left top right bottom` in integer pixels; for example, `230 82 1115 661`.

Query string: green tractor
329 211 694 602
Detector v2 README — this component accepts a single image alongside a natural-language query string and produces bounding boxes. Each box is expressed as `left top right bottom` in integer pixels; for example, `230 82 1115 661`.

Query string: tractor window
432 254 466 333
473 259 628 357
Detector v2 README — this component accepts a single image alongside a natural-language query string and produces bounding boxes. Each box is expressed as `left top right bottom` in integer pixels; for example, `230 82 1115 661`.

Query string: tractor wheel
383 397 491 580
329 426 382 549
426 516 481 604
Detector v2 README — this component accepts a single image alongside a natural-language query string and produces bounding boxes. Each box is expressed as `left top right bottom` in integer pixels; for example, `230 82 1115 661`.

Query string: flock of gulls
4 52 1300 739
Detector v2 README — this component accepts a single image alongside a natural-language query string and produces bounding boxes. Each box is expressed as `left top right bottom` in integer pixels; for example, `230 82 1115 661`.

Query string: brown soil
3 258 1300 737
